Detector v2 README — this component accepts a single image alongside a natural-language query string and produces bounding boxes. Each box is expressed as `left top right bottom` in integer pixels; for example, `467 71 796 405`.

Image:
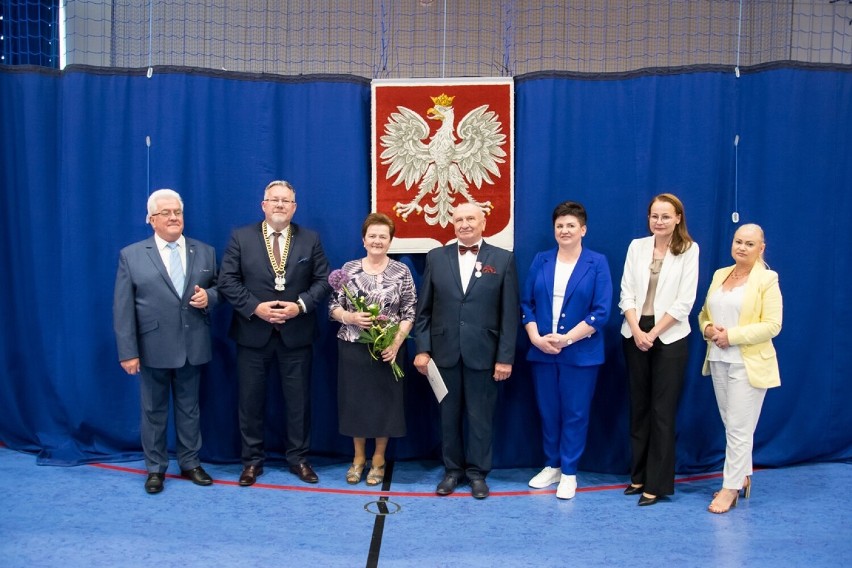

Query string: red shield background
372 78 514 253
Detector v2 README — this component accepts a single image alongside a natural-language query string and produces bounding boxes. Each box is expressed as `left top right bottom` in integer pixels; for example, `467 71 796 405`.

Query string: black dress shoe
145 473 165 494
470 478 490 499
239 465 264 486
289 463 319 483
624 484 644 495
638 493 659 506
436 474 459 496
181 466 213 486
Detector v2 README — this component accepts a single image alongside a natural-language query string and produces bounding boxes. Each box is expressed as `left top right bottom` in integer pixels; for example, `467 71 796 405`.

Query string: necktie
459 243 479 255
166 242 185 293
272 232 282 265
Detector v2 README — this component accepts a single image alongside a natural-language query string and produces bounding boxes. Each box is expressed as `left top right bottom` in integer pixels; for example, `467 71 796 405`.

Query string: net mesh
6 1 852 74
0 1 60 67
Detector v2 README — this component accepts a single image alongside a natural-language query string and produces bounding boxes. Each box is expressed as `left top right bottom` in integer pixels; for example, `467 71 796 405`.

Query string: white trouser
709 361 767 490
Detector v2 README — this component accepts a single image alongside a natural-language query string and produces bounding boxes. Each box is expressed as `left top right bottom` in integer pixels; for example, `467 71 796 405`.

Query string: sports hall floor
1 446 849 567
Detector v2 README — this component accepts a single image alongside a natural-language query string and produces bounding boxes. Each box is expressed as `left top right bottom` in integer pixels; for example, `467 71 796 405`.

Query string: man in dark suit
219 180 331 486
114 189 219 494
413 202 519 499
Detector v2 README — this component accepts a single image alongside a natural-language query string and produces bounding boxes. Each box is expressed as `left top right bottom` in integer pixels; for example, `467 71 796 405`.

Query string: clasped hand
705 324 730 349
533 333 565 355
256 300 300 324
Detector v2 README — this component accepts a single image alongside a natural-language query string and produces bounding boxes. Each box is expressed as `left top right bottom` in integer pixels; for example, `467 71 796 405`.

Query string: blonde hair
736 223 768 267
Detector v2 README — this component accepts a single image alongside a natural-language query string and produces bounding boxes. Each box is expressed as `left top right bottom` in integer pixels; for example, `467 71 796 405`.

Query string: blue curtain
1 64 850 472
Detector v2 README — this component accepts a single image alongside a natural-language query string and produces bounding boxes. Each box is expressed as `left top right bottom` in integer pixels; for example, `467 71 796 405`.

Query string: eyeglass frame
263 198 296 206
151 209 184 218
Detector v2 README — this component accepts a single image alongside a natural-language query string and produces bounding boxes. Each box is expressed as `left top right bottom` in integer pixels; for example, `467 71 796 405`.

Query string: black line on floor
366 461 394 568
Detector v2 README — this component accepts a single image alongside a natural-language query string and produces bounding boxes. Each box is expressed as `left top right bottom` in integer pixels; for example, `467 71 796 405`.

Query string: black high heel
638 493 658 506
624 484 644 495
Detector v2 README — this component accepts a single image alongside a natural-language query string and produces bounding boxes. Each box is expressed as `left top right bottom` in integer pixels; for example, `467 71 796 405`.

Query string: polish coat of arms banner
372 78 514 253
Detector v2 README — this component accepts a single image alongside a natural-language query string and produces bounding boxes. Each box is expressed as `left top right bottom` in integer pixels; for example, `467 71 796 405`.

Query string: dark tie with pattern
272 232 282 265
458 244 479 255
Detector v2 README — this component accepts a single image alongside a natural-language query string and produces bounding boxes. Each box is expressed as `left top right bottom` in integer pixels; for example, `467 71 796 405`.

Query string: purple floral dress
329 257 416 438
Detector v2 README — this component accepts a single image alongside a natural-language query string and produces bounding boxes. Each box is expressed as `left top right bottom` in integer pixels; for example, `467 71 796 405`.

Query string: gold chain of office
262 221 292 276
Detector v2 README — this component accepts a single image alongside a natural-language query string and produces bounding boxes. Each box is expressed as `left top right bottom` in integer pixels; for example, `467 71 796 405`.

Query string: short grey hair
146 189 184 224
264 180 296 198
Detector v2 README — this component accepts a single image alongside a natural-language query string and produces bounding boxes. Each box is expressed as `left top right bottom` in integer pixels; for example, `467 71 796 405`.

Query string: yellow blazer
698 262 783 388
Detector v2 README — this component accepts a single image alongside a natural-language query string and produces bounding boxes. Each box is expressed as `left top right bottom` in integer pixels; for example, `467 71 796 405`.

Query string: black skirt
337 339 406 438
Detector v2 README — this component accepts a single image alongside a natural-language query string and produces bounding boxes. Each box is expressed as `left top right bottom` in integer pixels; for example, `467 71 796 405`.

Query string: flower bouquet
329 269 404 380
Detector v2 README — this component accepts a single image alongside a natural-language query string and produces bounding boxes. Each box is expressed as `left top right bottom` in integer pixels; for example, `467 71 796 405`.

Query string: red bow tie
459 244 480 255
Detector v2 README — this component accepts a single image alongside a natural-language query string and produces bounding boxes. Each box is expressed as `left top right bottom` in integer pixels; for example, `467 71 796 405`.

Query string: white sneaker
556 474 577 499
529 466 562 489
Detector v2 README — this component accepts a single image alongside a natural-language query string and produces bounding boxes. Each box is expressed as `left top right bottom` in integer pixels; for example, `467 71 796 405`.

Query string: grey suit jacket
113 236 219 369
414 241 519 370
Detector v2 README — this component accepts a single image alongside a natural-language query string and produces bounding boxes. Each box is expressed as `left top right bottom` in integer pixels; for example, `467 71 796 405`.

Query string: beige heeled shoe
713 475 752 499
366 463 385 486
741 475 752 499
708 489 739 514
346 462 365 484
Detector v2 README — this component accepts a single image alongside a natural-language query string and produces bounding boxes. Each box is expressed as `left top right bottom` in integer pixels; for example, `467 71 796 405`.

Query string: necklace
649 240 669 275
262 221 292 291
729 268 752 280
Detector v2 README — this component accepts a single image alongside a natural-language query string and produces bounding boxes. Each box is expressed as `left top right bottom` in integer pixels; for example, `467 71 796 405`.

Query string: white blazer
619 236 700 344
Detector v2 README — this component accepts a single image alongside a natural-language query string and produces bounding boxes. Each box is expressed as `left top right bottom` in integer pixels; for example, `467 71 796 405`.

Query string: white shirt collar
154 233 186 250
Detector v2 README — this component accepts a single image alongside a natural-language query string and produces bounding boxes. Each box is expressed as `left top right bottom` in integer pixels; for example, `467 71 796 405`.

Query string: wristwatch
563 336 573 346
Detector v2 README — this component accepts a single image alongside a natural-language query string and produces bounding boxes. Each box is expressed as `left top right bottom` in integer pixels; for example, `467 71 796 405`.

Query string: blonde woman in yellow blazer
698 224 782 514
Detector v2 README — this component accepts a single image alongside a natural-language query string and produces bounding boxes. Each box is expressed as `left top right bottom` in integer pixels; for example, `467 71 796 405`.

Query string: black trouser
623 315 689 496
438 361 498 481
237 337 312 467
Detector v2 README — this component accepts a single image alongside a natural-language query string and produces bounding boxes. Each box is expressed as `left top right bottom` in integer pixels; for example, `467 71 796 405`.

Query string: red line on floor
89 461 729 498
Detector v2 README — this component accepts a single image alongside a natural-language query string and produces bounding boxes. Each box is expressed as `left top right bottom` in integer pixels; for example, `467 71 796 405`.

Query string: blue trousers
531 362 600 474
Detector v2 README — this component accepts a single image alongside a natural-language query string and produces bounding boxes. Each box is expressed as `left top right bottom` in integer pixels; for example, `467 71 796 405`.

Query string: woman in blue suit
521 201 612 499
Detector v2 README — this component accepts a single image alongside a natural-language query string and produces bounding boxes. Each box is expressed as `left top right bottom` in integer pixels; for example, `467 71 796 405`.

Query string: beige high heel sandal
708 489 739 514
366 463 385 486
346 462 365 484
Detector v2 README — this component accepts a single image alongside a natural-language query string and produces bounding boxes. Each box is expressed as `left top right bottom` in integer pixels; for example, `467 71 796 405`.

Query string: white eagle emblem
380 93 507 228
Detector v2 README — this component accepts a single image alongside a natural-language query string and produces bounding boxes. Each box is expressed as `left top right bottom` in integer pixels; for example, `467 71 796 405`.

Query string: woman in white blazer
698 224 782 514
619 193 699 506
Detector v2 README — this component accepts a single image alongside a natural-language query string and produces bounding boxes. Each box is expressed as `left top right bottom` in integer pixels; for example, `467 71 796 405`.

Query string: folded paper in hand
426 359 448 403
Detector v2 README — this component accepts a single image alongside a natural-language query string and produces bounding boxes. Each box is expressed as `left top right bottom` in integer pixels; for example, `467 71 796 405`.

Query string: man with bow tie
413 202 519 499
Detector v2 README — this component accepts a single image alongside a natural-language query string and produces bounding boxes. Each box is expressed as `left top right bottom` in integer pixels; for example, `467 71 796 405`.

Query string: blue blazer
521 247 612 366
113 236 219 369
414 241 519 370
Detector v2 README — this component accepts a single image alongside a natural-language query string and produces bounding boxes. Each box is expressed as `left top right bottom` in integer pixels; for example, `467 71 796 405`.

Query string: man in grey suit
414 202 519 499
113 189 219 494
218 180 331 486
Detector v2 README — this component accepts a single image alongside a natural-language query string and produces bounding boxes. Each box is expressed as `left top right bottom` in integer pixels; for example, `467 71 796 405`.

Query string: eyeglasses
152 209 183 218
264 198 295 206
649 214 675 223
